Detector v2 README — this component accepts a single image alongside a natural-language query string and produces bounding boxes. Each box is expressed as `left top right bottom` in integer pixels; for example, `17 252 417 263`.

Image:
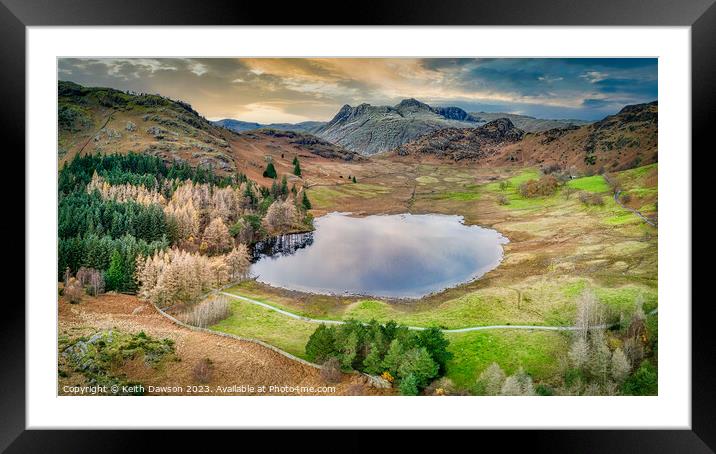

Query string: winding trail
614 189 657 227
603 174 657 227
219 291 658 333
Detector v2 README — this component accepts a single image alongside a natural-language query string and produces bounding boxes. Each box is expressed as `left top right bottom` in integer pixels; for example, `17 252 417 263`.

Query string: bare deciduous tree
76 267 105 296
610 347 631 383
568 336 590 369
477 362 506 396
500 367 535 396
575 289 604 339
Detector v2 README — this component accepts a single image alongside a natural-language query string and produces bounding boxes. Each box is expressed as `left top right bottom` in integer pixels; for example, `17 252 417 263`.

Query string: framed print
6 0 711 449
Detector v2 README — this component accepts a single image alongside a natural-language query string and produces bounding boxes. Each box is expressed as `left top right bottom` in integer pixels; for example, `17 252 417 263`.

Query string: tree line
305 320 452 396
59 152 313 297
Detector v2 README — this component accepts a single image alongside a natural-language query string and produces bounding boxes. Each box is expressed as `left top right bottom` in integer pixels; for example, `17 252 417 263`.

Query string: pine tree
280 175 289 197
399 373 419 396
263 162 277 179
302 191 312 210
352 176 357 183
382 339 404 376
293 156 302 177
105 249 126 291
363 343 384 375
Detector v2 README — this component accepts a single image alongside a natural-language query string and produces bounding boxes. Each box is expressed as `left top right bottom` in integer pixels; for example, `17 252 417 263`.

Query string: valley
57 76 658 397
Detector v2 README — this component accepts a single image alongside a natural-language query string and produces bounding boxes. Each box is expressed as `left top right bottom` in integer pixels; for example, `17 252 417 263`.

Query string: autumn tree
203 217 233 254
264 199 298 232
225 245 251 282
64 276 84 304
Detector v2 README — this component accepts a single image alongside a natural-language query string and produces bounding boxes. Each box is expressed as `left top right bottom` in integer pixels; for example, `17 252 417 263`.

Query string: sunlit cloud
58 57 657 122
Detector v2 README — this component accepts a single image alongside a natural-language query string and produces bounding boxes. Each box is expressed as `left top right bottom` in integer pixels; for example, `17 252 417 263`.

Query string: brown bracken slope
58 293 390 396
58 81 363 188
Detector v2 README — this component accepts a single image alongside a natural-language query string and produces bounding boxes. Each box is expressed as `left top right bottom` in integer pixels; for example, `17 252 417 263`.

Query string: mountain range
215 99 595 156
59 81 657 176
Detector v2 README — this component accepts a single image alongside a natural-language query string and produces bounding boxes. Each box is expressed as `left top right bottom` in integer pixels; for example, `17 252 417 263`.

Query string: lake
251 212 509 299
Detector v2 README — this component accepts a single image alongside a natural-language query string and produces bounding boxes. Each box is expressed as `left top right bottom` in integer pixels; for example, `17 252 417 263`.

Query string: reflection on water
251 232 314 262
251 212 509 299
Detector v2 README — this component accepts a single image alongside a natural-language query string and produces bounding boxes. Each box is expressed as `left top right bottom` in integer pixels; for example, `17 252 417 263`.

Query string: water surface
251 212 508 299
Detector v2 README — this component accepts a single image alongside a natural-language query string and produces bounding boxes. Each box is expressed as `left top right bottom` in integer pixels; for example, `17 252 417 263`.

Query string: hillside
58 81 362 186
314 98 483 156
58 292 389 395
471 112 591 133
389 101 657 173
214 119 323 134
496 101 658 172
393 118 525 161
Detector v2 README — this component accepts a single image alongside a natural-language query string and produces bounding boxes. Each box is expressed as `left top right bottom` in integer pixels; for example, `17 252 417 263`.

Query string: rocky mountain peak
395 98 431 112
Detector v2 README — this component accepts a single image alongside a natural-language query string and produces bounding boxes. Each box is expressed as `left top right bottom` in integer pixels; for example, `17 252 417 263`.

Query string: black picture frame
4 0 709 450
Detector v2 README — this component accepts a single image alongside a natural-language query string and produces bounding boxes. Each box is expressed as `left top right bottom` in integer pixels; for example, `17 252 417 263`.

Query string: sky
58 58 657 123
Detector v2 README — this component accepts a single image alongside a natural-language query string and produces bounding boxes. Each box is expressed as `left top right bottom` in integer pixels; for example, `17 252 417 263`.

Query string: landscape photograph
57 57 658 396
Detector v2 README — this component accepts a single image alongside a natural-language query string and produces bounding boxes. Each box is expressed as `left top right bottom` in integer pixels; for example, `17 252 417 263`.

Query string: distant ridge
213 119 323 134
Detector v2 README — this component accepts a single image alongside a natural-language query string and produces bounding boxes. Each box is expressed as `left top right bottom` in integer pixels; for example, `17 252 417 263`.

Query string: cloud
58 57 657 122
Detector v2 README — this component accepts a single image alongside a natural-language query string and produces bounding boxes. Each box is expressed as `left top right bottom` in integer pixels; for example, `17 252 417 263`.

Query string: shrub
425 377 456 396
519 175 559 198
620 192 632 204
497 194 510 205
399 373 419 396
346 383 364 396
579 192 604 206
476 362 506 396
500 367 535 396
621 360 657 395
536 384 555 396
177 295 231 328
193 358 213 384
64 277 84 304
320 357 342 384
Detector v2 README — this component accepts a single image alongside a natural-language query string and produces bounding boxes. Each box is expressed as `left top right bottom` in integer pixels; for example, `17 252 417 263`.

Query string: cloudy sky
58 58 657 123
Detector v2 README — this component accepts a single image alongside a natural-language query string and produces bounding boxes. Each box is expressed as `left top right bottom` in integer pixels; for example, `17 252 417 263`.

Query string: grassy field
211 299 316 359
214 162 658 389
445 330 570 389
210 294 574 390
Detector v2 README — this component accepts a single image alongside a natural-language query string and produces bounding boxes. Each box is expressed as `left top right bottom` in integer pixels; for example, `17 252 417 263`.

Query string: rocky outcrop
394 118 525 161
